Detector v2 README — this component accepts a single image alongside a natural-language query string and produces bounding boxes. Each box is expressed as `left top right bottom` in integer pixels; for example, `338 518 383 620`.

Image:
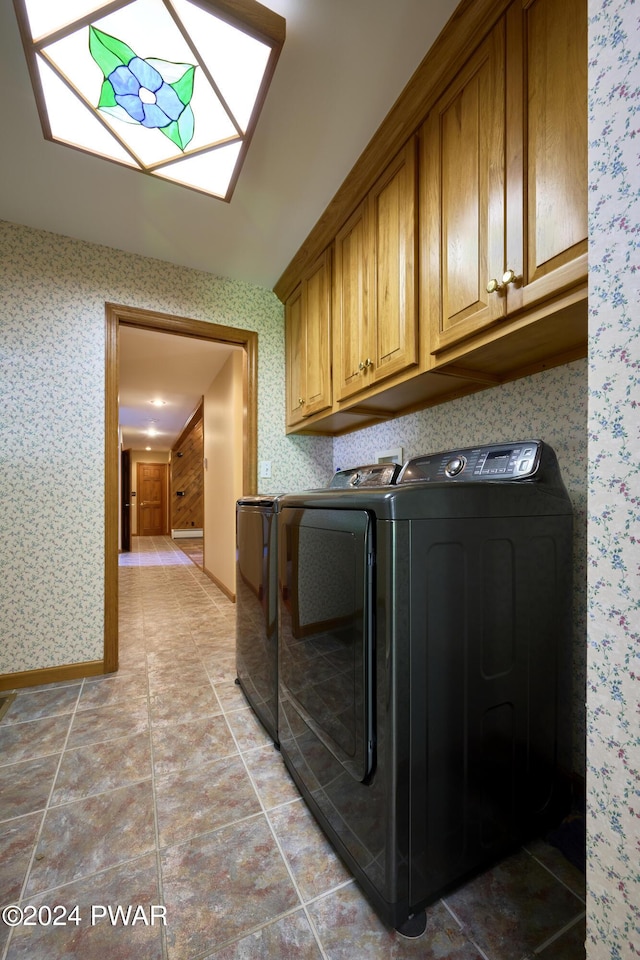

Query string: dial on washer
445 456 465 477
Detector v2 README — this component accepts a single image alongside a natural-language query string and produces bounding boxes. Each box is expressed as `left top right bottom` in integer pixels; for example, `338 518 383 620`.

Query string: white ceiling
1 0 458 448
119 326 238 450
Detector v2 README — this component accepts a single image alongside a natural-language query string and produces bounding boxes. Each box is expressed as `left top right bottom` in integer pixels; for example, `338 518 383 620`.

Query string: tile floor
0 536 586 960
175 538 203 570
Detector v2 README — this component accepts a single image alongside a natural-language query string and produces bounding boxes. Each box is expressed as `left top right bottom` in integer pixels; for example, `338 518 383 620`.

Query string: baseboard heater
172 529 203 539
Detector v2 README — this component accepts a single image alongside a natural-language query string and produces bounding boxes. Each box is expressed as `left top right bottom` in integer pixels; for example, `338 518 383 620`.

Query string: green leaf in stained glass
160 120 183 151
178 103 195 147
98 78 117 109
146 58 191 85
89 25 136 77
171 65 195 106
159 104 195 151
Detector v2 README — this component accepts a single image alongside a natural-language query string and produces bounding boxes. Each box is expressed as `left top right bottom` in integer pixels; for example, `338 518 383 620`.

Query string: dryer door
278 507 374 782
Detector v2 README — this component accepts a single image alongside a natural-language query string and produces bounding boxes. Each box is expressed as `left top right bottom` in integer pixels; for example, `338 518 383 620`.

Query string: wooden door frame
105 303 258 673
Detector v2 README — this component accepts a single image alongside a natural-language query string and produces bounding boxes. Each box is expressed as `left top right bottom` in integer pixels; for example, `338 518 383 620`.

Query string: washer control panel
398 441 543 483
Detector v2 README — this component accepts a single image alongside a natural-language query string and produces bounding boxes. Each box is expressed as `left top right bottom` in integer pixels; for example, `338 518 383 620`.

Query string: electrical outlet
260 460 272 479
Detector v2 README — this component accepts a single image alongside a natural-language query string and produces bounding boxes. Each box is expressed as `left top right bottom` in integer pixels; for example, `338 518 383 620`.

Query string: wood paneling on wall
171 401 204 531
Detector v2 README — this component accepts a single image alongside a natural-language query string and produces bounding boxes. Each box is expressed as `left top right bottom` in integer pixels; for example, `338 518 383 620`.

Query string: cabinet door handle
486 277 503 294
359 358 374 370
297 397 304 406
502 269 518 286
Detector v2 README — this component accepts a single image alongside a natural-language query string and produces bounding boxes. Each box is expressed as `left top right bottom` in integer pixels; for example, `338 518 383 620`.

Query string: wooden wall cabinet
285 248 332 428
281 0 588 436
423 0 587 360
334 140 419 403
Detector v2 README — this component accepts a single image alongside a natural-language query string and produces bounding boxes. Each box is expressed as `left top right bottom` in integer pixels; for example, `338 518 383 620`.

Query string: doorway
105 303 258 674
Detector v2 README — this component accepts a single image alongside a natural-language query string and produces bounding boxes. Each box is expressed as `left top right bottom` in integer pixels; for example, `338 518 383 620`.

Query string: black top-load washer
276 440 573 934
235 461 399 746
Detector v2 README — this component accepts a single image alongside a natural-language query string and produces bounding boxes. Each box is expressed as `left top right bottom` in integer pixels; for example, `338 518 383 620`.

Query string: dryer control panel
398 441 543 483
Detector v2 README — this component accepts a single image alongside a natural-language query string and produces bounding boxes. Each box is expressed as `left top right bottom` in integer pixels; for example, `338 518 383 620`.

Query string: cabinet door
285 284 306 427
334 200 369 402
302 248 332 417
504 0 588 313
369 139 419 383
424 24 507 355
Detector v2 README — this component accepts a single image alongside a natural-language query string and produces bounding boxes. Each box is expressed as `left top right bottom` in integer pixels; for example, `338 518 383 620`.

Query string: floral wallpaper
334 360 588 777
0 220 332 675
587 0 640 955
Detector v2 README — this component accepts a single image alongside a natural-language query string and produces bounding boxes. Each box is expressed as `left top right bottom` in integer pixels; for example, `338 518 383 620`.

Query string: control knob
444 456 466 478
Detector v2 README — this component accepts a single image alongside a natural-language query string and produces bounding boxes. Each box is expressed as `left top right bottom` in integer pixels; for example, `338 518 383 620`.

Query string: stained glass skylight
13 0 285 201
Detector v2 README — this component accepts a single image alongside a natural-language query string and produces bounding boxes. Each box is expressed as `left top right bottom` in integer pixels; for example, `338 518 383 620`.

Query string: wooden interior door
121 448 131 551
137 462 167 536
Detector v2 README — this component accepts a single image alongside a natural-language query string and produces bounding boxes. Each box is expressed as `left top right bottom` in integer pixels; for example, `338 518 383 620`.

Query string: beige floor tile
51 732 152 805
161 816 299 960
26 781 156 896
66 699 149 750
155 754 261 847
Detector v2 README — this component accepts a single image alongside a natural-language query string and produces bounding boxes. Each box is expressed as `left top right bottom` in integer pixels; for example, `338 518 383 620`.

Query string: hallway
0 536 586 959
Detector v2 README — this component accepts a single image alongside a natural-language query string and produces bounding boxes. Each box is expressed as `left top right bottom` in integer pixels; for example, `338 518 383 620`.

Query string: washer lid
236 494 283 508
330 462 400 488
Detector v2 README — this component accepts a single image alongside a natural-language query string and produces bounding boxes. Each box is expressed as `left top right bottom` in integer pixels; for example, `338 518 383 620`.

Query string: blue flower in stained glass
109 57 185 128
89 25 196 151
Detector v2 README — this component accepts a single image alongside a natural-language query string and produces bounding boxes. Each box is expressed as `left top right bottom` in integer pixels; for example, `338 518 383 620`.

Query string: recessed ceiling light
150 399 167 406
13 0 286 201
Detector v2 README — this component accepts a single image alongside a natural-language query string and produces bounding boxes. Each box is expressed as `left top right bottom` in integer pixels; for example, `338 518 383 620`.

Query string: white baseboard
172 528 203 539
